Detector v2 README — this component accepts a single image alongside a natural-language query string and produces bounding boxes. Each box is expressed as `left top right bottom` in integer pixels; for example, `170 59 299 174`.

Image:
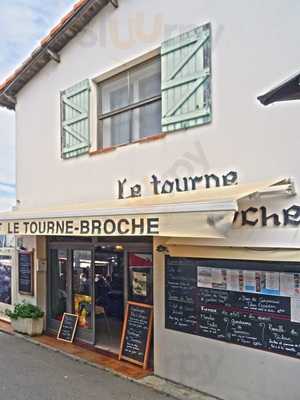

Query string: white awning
0 178 293 238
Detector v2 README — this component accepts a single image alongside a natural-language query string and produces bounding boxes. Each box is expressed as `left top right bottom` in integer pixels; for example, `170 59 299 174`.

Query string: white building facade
1 1 300 399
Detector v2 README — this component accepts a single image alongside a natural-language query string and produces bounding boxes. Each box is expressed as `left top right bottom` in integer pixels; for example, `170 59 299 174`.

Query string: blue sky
0 0 75 210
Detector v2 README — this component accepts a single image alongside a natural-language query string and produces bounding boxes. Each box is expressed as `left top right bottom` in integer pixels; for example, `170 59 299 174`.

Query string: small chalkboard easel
57 313 79 343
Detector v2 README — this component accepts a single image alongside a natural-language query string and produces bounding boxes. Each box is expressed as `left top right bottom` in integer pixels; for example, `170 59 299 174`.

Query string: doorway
94 245 124 353
47 237 153 353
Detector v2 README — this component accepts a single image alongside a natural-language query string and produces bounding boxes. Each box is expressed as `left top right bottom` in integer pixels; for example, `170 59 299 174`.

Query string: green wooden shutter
161 24 211 132
61 79 91 159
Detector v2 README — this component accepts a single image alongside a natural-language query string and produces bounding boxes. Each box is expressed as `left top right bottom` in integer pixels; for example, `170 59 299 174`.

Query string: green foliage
6 302 44 320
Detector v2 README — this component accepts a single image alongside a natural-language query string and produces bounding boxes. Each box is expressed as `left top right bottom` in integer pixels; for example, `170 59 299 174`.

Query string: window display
72 250 92 329
128 253 153 305
0 257 11 305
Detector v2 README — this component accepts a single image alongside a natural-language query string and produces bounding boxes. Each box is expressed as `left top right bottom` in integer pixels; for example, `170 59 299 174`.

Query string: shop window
0 256 11 305
49 249 67 321
72 250 92 329
98 58 161 148
128 253 153 305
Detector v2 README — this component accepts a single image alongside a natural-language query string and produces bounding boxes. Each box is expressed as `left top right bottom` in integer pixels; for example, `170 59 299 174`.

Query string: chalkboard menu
166 257 300 359
166 261 197 334
57 313 79 343
18 250 34 295
119 302 153 369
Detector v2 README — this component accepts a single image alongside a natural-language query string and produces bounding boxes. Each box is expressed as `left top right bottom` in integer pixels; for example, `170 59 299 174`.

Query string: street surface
0 333 172 400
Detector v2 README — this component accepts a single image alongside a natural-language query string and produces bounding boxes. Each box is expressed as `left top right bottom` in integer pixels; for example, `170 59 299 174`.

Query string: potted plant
6 302 44 336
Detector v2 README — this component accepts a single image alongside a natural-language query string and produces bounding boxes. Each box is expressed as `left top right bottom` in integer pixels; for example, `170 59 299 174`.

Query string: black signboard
166 261 197 333
119 302 153 369
18 250 34 295
165 257 300 359
197 288 291 353
57 313 79 343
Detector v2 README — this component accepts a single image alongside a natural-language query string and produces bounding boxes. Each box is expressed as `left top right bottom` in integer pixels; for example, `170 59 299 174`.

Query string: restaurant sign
0 212 228 239
0 217 160 236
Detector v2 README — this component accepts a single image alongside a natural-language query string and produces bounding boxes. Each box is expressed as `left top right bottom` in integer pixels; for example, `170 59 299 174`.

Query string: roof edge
0 0 111 110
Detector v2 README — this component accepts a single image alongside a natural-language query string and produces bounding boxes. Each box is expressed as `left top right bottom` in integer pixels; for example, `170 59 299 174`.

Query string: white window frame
96 51 162 149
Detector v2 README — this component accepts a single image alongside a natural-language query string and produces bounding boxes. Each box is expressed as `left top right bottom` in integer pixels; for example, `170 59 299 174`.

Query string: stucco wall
15 0 300 210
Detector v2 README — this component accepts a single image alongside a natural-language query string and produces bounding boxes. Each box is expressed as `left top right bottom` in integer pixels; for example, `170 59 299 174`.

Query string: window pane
50 249 67 321
0 257 11 305
73 250 92 329
102 111 131 148
132 100 161 140
131 59 161 103
101 74 129 114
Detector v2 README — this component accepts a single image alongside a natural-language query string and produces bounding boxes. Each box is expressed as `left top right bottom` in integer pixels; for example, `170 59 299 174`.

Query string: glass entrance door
48 249 68 332
94 245 124 353
72 249 93 343
48 238 153 349
48 246 94 344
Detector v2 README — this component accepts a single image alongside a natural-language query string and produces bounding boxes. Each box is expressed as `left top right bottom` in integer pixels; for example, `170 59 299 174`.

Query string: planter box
11 318 44 336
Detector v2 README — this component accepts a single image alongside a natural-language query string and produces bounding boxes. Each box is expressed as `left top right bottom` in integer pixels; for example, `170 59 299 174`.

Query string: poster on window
132 272 147 297
128 253 153 305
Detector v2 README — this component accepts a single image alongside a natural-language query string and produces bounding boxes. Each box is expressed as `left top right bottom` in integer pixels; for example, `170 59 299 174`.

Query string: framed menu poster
18 250 34 296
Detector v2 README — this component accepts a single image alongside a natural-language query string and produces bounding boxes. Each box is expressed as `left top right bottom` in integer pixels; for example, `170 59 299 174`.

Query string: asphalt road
0 333 172 400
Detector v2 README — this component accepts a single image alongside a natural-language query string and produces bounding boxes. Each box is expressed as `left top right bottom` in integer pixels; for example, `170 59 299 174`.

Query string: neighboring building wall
153 238 300 400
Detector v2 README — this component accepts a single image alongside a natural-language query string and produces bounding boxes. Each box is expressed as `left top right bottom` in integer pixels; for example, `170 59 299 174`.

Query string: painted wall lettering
235 205 300 227
118 170 238 199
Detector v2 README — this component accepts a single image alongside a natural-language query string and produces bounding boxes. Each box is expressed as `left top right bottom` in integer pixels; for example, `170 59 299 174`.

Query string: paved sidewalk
0 333 171 400
0 320 221 400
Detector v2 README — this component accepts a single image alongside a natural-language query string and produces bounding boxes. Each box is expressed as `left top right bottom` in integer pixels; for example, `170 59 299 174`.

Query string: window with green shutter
97 58 161 149
161 23 211 133
61 79 91 159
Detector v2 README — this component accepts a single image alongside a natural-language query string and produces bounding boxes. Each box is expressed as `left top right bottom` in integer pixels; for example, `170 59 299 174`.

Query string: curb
0 328 221 400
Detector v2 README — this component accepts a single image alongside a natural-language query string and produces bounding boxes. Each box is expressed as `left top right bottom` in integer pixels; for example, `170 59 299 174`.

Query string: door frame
47 237 153 347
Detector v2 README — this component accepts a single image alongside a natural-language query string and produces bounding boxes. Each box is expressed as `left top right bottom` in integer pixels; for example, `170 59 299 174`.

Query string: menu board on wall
166 257 300 359
166 261 197 334
18 250 34 296
119 302 153 369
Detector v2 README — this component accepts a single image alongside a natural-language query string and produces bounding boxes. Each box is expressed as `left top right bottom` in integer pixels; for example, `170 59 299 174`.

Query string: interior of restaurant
47 237 153 354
